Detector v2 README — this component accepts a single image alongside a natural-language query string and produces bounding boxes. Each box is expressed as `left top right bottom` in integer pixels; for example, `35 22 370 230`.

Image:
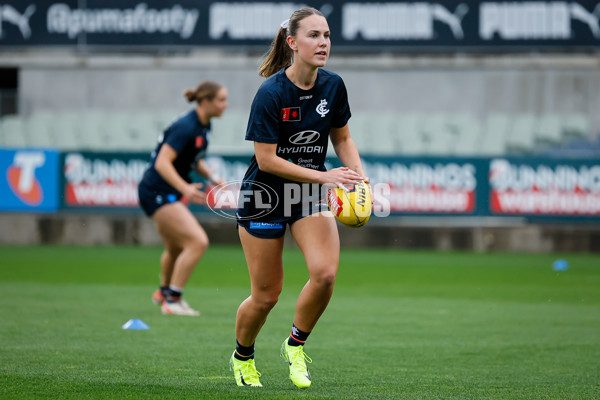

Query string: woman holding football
138 81 227 316
230 7 369 388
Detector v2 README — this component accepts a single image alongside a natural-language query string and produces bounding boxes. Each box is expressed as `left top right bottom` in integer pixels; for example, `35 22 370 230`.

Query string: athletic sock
169 284 183 293
159 285 169 297
164 286 182 303
288 324 310 346
234 340 255 361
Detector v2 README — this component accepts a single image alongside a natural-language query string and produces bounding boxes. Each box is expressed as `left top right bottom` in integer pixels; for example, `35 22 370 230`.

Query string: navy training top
237 68 351 221
140 109 210 194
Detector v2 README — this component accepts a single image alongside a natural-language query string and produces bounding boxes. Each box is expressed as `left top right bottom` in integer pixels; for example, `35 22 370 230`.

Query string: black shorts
138 180 182 217
237 200 329 239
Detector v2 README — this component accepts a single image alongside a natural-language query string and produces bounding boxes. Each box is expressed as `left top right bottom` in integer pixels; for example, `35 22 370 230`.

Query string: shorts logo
249 221 283 229
289 130 320 145
316 99 329 118
281 107 301 121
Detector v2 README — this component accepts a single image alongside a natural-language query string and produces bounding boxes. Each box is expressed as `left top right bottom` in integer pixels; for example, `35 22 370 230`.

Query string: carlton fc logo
316 99 329 118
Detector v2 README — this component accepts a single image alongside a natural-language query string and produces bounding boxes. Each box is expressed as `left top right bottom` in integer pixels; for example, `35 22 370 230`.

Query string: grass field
0 245 599 399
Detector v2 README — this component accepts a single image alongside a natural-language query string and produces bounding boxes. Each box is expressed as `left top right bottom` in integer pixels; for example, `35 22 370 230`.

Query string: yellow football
327 180 372 228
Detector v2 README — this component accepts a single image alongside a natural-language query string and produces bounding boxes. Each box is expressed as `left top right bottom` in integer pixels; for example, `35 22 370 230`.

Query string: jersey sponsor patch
281 107 301 122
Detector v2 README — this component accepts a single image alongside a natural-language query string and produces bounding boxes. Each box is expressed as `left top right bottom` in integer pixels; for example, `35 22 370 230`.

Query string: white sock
169 284 184 294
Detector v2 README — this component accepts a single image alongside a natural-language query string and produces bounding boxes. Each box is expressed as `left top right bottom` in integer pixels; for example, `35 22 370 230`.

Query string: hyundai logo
289 130 320 145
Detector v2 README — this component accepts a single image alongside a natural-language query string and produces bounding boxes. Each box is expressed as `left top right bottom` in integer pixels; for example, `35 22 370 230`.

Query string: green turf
0 245 599 399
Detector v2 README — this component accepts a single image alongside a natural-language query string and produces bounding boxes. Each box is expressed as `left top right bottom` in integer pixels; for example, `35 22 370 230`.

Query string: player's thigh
238 226 285 296
152 202 208 247
290 211 340 275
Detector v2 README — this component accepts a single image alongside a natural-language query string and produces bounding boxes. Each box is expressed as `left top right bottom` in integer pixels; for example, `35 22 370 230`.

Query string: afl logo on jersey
289 130 320 145
316 99 329 118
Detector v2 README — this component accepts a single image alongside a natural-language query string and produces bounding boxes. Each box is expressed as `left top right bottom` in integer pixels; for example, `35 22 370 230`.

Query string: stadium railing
0 110 596 156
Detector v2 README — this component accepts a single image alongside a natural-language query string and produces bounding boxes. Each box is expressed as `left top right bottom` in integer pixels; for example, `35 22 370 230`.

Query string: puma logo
570 3 600 38
432 4 469 39
0 4 35 39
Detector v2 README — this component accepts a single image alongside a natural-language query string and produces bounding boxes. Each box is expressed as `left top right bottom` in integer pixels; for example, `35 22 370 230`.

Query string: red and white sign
366 161 477 213
64 153 146 207
387 187 475 213
489 159 600 215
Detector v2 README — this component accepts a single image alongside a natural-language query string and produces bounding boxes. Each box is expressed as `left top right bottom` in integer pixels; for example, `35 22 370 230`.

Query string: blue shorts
237 200 329 239
138 180 181 217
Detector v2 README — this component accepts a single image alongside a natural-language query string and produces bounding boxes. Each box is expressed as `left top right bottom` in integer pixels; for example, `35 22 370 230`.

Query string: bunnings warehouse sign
489 158 600 215
61 152 147 208
1 1 599 51
44 151 600 221
362 158 478 214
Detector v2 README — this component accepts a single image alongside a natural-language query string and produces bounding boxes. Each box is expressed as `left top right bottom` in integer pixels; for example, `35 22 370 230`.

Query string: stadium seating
395 113 425 155
506 113 537 153
534 113 563 148
478 113 509 155
0 115 28 148
210 111 253 154
0 109 596 157
562 113 590 139
450 113 481 156
421 112 458 155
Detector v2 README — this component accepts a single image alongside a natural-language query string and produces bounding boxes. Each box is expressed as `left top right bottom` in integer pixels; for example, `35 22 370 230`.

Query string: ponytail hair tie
280 19 289 29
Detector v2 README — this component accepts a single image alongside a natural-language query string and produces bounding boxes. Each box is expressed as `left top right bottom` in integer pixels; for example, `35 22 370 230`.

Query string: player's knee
263 296 279 311
311 266 337 288
191 234 209 252
200 235 210 250
256 294 279 311
254 287 281 311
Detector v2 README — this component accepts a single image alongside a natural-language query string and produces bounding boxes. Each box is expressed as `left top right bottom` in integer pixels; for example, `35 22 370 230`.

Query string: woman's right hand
182 183 207 205
320 167 363 190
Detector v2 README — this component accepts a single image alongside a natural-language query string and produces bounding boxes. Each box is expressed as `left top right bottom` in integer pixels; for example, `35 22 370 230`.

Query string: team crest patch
316 99 329 118
281 107 301 121
195 136 205 148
